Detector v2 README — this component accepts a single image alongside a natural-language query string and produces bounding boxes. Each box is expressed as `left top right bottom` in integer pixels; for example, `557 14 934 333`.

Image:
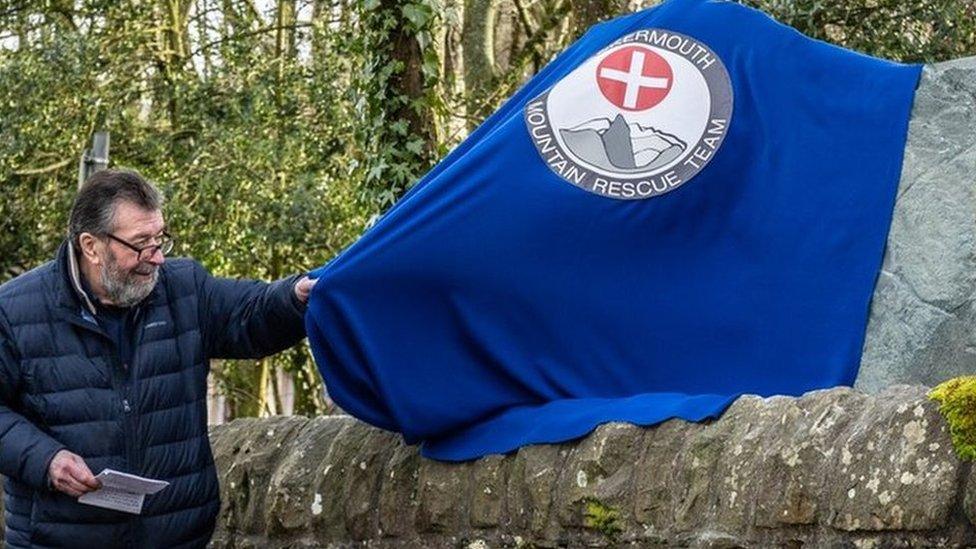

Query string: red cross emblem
596 46 673 111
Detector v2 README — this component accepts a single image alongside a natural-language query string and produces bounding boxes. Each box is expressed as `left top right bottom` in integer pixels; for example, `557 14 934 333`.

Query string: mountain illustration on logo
559 114 687 173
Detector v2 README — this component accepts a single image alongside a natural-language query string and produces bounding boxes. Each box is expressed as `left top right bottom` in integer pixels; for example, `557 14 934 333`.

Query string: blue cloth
306 0 921 461
0 241 306 548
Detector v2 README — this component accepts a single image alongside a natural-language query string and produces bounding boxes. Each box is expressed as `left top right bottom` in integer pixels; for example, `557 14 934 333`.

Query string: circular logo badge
523 29 732 200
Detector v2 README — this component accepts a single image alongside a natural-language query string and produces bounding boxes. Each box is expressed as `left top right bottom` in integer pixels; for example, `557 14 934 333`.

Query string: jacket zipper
61 310 142 472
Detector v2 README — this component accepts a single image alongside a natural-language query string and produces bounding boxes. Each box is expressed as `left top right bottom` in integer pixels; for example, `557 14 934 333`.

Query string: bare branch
512 0 537 39
12 157 72 176
188 21 313 57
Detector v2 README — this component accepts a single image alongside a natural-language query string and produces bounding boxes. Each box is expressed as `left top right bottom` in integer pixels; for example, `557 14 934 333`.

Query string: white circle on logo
524 29 732 200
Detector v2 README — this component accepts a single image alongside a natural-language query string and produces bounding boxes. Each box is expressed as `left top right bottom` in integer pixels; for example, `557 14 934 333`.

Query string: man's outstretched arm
192 261 316 360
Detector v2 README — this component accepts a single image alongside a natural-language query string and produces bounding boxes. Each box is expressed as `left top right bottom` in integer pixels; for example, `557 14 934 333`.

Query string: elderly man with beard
0 169 316 548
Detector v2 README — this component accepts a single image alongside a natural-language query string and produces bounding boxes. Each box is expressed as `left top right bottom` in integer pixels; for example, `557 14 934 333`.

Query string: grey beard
100 257 158 308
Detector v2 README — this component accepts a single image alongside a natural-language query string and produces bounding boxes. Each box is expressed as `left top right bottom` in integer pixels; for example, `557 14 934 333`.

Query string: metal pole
77 131 110 189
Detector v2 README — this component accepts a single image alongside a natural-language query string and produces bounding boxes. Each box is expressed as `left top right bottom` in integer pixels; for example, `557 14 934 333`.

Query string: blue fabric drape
306 0 921 461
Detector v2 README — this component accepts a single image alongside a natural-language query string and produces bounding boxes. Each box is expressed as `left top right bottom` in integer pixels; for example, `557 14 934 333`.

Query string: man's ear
77 233 103 266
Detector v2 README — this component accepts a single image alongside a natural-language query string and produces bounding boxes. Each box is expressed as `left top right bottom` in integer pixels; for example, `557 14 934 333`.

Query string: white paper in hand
78 469 169 514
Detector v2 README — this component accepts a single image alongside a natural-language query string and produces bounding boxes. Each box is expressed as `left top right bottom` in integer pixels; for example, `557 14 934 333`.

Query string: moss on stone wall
929 376 976 461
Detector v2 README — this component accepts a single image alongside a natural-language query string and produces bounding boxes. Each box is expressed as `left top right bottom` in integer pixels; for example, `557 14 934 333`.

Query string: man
0 169 316 548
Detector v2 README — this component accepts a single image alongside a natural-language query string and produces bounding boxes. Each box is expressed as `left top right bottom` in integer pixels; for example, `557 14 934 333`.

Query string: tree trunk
569 0 625 36
310 0 330 62
381 0 436 154
156 0 191 130
492 0 518 74
462 0 497 127
256 358 271 416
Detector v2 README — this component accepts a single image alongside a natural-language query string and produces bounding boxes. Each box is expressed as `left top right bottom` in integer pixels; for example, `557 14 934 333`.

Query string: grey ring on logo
523 28 733 200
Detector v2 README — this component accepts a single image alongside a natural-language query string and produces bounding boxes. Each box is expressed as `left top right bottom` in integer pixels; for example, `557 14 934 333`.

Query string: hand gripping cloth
306 0 922 460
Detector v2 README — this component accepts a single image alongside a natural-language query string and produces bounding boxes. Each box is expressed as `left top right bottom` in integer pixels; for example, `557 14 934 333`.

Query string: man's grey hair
68 169 164 241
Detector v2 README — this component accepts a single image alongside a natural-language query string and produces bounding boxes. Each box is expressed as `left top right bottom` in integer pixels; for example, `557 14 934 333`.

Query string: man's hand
48 449 101 497
294 276 317 305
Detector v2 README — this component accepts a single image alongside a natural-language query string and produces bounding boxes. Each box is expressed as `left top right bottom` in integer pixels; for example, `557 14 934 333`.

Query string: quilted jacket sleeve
0 308 66 490
192 261 308 360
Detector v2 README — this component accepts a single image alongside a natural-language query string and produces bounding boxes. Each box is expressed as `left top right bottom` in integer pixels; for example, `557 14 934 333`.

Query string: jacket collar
66 240 98 316
54 239 98 316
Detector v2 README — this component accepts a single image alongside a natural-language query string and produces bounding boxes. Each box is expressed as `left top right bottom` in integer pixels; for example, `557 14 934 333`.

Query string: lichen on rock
582 498 622 539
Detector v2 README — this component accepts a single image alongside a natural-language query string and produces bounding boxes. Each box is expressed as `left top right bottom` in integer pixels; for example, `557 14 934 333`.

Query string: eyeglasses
105 231 174 261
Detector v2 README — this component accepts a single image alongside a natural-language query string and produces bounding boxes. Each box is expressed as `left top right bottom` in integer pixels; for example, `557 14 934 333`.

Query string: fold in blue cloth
306 0 921 461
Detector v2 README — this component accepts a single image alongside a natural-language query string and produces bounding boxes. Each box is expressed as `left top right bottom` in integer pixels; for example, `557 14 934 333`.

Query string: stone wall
1 385 972 547
207 385 976 548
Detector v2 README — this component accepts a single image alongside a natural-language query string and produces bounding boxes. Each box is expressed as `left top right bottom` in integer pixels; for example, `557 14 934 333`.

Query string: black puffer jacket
0 240 306 548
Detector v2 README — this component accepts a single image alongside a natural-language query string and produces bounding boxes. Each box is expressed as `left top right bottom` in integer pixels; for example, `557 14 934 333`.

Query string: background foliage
1 0 974 420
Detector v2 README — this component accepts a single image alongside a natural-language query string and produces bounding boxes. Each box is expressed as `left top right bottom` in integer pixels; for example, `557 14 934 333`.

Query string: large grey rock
856 56 976 392
206 385 976 548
